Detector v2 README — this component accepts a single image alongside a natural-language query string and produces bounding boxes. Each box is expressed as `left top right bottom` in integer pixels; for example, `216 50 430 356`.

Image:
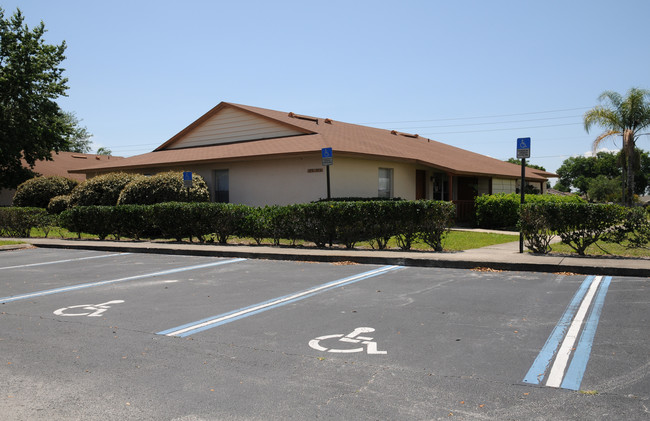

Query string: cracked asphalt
1 248 648 420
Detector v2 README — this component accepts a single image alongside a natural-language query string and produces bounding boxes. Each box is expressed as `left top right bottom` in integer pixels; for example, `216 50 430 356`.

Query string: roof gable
157 103 314 150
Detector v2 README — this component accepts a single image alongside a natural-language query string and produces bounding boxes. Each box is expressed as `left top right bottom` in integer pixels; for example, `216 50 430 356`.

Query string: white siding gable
167 106 305 149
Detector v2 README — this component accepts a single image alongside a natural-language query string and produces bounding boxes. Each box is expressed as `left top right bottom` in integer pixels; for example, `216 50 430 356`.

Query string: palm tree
584 88 650 205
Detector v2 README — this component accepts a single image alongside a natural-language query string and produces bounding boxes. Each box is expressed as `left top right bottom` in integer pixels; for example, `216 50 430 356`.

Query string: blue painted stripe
158 265 403 337
561 276 612 390
0 252 131 270
523 276 595 385
0 258 246 304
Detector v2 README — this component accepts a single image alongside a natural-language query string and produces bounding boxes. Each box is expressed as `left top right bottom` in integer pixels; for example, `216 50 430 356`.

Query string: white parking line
158 265 403 337
0 252 131 270
0 258 246 304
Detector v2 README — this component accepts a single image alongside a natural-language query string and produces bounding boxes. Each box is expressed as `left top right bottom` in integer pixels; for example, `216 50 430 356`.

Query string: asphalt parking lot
1 248 648 420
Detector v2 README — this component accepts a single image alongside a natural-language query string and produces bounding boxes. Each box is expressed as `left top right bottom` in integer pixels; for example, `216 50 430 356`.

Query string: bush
118 171 210 205
148 202 192 241
70 172 144 206
47 195 72 214
13 176 78 208
0 207 49 237
554 203 627 255
113 205 155 240
603 206 650 250
519 202 629 255
44 200 459 251
59 206 117 240
239 206 272 245
519 202 557 254
417 201 456 251
475 193 585 229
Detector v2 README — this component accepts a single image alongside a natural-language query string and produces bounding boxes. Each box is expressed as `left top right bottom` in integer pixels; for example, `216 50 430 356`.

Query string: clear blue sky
4 0 650 179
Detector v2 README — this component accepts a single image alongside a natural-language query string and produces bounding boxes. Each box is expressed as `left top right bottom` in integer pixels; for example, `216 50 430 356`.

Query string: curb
0 243 34 251
29 241 649 278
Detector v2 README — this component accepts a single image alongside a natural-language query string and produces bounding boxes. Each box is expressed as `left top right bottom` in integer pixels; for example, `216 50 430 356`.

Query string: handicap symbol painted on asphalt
53 300 124 317
309 327 387 354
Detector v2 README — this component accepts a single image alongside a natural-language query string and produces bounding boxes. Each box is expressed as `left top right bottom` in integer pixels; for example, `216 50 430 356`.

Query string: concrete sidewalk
3 234 648 278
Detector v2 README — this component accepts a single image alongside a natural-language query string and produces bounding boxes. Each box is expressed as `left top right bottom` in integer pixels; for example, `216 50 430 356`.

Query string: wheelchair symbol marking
308 327 387 354
53 300 124 317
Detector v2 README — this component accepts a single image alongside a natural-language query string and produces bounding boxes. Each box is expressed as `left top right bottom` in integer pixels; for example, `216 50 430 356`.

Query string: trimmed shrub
118 171 210 205
520 202 629 255
239 206 271 245
113 205 155 240
47 195 73 214
70 172 144 206
149 202 192 241
476 193 585 229
364 201 401 250
210 203 248 244
47 200 459 251
417 201 456 251
553 203 627 255
0 207 49 237
519 202 557 254
265 205 301 245
295 202 336 248
13 176 78 208
59 206 117 240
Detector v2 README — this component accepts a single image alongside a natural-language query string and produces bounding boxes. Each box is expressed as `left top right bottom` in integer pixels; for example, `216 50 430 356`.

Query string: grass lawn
0 240 25 246
550 241 650 258
354 230 518 251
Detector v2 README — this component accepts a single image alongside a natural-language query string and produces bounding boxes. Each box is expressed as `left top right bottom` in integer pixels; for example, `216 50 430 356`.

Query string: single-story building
71 102 557 220
0 152 123 206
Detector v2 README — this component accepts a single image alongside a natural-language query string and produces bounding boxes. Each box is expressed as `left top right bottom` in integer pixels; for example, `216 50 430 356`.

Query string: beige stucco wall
195 156 424 205
329 157 420 201
153 155 427 206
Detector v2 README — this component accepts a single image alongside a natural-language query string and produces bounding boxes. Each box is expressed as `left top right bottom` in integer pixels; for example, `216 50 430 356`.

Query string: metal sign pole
326 165 331 200
516 138 531 254
520 158 526 253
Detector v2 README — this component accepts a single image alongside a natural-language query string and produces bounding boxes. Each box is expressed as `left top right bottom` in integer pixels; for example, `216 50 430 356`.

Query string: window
378 168 393 198
214 169 229 203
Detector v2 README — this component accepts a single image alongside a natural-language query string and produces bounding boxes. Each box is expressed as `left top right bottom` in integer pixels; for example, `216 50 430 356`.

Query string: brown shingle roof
71 102 556 181
25 151 124 181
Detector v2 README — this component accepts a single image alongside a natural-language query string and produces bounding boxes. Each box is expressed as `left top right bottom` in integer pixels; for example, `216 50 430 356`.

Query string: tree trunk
623 129 636 206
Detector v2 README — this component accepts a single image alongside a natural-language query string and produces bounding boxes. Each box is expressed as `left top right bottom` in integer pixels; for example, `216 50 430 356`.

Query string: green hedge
0 207 51 237
519 202 641 255
56 200 457 249
476 193 585 229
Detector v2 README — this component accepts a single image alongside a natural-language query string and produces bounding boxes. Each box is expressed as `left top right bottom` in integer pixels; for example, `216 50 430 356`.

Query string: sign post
183 171 193 201
321 148 333 200
516 138 531 253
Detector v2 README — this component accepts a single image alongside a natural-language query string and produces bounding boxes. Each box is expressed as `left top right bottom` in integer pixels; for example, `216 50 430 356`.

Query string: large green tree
0 8 74 189
61 111 92 153
554 150 649 198
584 88 650 205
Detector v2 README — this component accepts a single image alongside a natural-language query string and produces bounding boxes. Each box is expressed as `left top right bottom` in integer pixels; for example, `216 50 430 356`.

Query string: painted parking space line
0 258 246 304
523 275 612 390
0 252 131 270
158 265 404 338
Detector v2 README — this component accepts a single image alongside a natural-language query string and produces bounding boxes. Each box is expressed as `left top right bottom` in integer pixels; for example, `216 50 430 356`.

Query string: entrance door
415 170 426 200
